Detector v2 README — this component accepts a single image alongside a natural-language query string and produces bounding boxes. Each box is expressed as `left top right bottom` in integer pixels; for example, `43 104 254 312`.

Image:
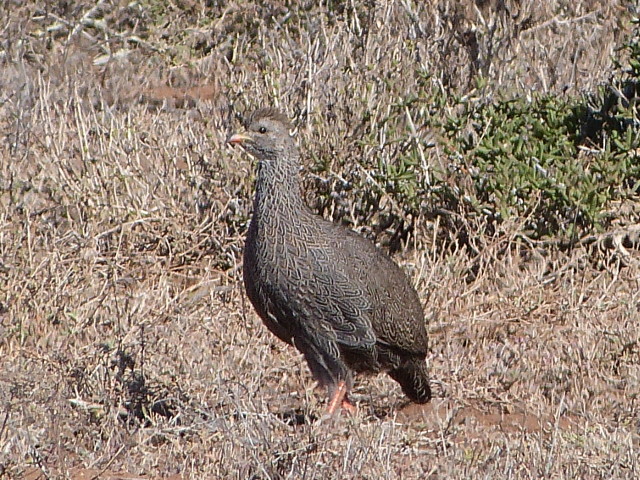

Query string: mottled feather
229 108 432 406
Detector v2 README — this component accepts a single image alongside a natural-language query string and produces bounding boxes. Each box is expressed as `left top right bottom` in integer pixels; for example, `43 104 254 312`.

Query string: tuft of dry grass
1 1 639 478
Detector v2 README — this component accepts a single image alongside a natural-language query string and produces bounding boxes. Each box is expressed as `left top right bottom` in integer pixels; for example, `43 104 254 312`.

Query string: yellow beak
227 133 252 145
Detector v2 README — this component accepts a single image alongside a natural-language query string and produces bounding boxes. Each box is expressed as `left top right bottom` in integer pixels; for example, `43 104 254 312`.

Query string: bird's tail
389 357 432 404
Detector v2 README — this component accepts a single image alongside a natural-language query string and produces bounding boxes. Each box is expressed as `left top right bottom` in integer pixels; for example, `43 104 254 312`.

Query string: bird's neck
251 154 306 226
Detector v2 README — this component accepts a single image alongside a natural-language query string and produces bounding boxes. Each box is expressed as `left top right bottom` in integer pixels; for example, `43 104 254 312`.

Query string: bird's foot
325 381 356 417
341 397 357 415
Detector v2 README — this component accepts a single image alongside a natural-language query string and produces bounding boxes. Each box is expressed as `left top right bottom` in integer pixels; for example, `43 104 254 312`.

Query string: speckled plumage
229 108 431 409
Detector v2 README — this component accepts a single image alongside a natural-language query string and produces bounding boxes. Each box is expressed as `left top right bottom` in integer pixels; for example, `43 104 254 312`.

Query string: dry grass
1 1 639 478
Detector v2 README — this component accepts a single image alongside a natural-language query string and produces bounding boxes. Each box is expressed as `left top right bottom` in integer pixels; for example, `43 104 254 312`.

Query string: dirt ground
1 1 639 478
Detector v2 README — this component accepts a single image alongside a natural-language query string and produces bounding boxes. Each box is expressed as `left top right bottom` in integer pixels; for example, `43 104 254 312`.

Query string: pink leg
326 381 357 416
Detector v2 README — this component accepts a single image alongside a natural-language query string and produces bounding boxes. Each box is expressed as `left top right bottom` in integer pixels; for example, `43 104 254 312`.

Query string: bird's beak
227 133 252 145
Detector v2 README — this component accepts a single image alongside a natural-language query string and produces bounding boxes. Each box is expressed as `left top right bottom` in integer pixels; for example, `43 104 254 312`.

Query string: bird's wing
290 249 378 350
321 278 377 349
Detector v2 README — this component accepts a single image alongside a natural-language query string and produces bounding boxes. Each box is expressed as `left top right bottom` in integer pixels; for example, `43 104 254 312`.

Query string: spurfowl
228 108 431 415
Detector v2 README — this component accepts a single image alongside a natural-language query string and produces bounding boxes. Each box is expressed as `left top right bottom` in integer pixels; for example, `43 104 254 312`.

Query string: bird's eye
258 126 267 134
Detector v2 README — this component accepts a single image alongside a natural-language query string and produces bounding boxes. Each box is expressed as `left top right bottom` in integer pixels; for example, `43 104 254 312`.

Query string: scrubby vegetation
308 21 640 246
1 1 638 479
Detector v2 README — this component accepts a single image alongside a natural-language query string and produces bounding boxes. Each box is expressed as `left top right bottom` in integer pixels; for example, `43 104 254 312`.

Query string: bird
228 107 431 415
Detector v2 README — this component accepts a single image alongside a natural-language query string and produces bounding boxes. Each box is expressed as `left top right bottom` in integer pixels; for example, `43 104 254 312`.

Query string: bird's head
227 108 296 161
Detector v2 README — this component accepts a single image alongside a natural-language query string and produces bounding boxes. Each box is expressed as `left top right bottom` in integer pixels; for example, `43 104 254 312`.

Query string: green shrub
439 89 638 240
321 17 640 245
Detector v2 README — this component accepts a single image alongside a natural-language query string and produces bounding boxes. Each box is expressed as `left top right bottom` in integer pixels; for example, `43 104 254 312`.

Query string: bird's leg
341 395 357 415
326 381 346 416
326 381 356 416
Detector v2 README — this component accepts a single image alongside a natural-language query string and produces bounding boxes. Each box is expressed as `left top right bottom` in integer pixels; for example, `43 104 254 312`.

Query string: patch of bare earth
1 1 638 478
